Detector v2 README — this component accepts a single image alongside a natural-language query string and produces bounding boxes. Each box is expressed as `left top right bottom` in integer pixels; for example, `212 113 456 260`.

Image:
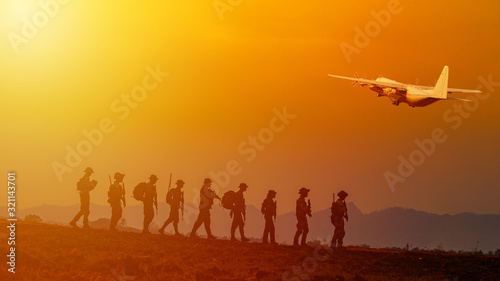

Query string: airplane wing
409 85 481 94
328 74 407 91
447 97 472 102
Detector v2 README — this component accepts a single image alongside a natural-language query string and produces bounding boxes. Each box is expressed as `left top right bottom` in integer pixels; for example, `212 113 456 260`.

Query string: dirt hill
7 202 500 252
0 220 498 281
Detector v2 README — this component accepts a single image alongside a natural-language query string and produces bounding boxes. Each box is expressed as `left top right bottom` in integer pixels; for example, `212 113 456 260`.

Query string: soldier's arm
90 180 97 190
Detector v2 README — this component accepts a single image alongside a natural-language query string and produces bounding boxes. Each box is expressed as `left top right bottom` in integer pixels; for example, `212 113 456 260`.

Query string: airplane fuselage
369 78 441 107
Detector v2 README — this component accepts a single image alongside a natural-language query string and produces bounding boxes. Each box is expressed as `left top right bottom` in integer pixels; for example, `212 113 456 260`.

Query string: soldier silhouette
142 175 158 234
230 183 250 242
159 179 185 236
70 167 97 229
190 178 220 239
108 172 126 231
261 190 277 244
293 187 311 246
331 190 349 248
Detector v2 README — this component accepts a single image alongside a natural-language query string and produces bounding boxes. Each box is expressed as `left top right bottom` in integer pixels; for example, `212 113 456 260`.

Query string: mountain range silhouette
3 202 499 252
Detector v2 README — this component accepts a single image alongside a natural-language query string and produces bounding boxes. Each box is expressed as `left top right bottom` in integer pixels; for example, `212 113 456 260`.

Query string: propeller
352 73 367 87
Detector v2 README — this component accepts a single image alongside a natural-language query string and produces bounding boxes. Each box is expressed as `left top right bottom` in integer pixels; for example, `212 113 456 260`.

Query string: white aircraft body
328 66 481 107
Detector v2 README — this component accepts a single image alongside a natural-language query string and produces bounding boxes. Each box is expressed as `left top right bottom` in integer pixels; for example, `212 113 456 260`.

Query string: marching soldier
142 175 158 234
293 187 311 246
159 179 185 236
190 178 220 239
230 183 250 242
70 167 97 229
331 190 349 248
108 172 126 231
261 190 277 244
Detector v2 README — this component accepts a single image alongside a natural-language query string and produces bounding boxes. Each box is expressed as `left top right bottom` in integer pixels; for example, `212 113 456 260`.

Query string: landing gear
391 100 400 106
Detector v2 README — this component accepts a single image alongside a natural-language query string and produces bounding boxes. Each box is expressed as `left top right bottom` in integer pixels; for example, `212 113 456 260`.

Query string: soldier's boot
69 221 77 228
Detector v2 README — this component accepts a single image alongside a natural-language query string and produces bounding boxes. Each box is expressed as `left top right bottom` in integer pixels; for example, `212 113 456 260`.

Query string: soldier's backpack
166 189 174 204
330 201 339 224
133 182 147 201
221 190 237 210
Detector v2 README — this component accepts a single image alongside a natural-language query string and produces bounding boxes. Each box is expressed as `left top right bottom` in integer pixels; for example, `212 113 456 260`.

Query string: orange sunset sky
1 0 499 215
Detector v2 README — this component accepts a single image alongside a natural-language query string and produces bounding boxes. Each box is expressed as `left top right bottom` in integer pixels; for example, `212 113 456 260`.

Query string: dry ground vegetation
0 220 499 281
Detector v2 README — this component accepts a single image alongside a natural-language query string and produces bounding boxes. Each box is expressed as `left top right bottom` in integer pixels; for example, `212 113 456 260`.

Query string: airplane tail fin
432 66 449 99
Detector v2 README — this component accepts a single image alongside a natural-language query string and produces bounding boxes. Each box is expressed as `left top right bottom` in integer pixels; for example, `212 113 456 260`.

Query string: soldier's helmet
204 178 212 184
149 175 158 181
267 190 277 196
114 172 125 180
299 187 310 195
337 190 348 199
176 179 185 185
84 167 94 174
239 183 248 189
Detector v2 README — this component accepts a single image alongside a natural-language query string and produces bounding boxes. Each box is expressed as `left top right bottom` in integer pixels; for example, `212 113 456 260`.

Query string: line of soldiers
70 167 349 248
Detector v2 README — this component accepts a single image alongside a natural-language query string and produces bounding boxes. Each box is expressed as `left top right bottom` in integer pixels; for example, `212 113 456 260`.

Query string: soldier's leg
110 205 117 230
113 205 123 230
173 218 180 235
230 214 238 240
203 210 213 238
293 221 302 245
331 226 337 247
338 225 346 247
70 210 83 225
160 210 174 232
237 214 247 240
190 211 204 236
172 208 180 235
263 218 269 243
270 220 276 244
82 200 90 227
301 223 309 245
143 205 154 233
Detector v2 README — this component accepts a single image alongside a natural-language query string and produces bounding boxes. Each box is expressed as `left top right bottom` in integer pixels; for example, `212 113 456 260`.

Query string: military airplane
328 66 481 107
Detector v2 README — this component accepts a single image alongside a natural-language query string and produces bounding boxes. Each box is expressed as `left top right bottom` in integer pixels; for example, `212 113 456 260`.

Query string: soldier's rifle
181 191 184 221
344 200 349 222
107 175 112 205
307 199 312 217
274 200 277 223
168 173 172 193
122 182 126 207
